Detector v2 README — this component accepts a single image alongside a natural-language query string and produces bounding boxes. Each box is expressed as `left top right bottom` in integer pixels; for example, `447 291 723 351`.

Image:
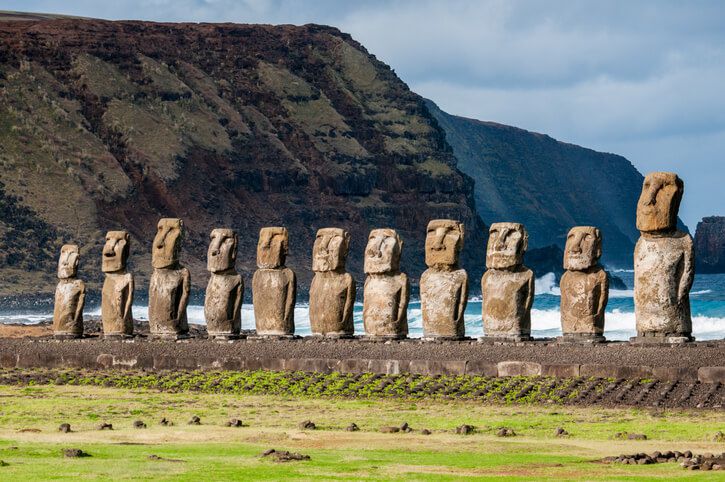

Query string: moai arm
75 282 86 324
597 271 609 318
343 275 356 325
178 268 191 319
525 271 535 313
123 275 135 321
397 274 409 324
233 278 244 323
455 274 468 325
679 237 695 302
284 270 296 324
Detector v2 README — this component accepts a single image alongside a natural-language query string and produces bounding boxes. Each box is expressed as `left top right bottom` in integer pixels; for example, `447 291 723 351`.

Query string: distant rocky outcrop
694 217 725 273
425 100 685 268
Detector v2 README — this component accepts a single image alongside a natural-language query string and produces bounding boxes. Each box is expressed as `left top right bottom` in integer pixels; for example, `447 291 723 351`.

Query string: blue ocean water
3 272 724 340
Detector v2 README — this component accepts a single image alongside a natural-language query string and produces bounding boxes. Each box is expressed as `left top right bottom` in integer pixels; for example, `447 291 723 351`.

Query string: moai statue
53 244 86 339
420 220 468 340
204 228 243 340
559 227 608 342
148 218 190 339
633 172 694 342
481 223 534 341
101 231 134 338
252 227 296 337
363 228 409 339
309 228 356 337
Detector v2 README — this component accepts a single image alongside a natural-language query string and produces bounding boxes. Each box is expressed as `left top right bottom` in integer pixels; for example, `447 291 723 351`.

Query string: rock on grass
260 449 310 462
62 448 90 458
58 423 71 433
298 420 316 430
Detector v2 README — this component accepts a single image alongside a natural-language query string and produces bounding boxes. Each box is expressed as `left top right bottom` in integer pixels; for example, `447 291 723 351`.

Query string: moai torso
101 231 134 336
633 172 694 339
252 227 296 336
482 223 534 340
204 229 243 337
309 228 356 337
560 227 608 337
363 229 409 338
53 244 85 338
148 218 190 337
420 220 468 339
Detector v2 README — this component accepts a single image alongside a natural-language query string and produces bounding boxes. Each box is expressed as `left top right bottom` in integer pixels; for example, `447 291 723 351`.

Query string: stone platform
1 337 724 383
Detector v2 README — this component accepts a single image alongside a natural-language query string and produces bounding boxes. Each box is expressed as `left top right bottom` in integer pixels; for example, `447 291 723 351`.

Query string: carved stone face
257 227 288 269
364 228 402 274
102 230 130 273
312 227 350 272
563 226 601 271
58 244 80 279
486 222 528 269
636 172 683 233
152 218 184 269
425 219 464 268
207 228 237 273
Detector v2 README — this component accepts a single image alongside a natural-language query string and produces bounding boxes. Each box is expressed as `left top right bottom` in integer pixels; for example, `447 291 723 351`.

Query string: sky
4 0 724 229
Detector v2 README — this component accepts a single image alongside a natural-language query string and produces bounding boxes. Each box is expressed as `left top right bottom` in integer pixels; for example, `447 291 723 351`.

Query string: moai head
102 230 130 273
207 228 238 273
364 228 402 274
58 244 80 279
563 226 602 271
636 172 683 233
486 222 528 269
425 219 464 269
257 227 288 269
312 227 350 272
152 218 184 269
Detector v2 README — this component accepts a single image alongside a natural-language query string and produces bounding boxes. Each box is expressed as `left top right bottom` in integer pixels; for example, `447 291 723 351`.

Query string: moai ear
231 233 238 261
457 222 465 242
522 227 529 252
594 228 602 259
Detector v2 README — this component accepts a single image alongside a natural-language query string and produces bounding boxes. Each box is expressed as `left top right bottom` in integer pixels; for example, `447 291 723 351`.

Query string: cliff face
695 217 725 273
0 18 485 297
426 100 650 267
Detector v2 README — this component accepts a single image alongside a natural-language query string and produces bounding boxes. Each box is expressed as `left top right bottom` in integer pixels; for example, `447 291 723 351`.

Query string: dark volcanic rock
58 423 71 433
695 216 725 273
62 448 90 458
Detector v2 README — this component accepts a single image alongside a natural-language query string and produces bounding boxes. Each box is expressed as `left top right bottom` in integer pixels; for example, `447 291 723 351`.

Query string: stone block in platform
497 361 541 377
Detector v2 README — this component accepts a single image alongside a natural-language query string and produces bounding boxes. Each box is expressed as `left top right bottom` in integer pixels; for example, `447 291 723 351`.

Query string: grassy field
0 383 724 480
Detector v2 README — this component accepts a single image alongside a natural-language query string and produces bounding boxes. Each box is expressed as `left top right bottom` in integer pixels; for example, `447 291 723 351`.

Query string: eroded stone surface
421 220 468 339
482 223 533 340
560 227 608 339
101 231 134 337
253 227 296 336
149 219 190 337
634 173 693 340
309 228 355 337
363 229 409 338
53 244 85 337
204 229 242 338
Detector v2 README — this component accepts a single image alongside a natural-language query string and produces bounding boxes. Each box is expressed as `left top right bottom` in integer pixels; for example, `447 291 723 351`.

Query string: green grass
0 383 723 480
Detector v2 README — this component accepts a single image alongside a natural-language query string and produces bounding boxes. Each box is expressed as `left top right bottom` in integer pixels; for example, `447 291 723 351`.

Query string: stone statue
252 227 296 337
559 226 608 342
633 172 694 342
101 230 134 338
53 244 86 338
481 222 534 341
309 227 356 337
148 218 190 339
363 228 409 339
204 228 243 339
420 220 468 339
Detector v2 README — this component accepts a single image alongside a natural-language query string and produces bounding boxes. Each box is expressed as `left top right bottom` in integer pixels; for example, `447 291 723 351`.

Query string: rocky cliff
426 100 650 268
694 216 725 273
0 18 486 298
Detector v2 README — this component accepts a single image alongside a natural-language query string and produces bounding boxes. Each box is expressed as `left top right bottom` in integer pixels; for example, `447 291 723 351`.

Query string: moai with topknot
420 220 468 340
363 228 409 339
204 228 243 339
148 218 190 339
101 231 134 338
481 223 534 341
309 228 356 337
559 226 608 342
633 172 694 343
53 244 86 339
252 227 296 337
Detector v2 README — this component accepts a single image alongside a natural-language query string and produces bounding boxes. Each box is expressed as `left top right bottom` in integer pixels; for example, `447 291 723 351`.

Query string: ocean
2 272 724 340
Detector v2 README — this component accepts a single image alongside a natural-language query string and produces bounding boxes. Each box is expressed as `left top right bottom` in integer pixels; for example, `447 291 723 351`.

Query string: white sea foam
534 272 560 295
